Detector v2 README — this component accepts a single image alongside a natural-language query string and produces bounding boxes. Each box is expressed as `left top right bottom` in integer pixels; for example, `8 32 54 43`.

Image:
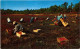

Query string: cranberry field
1 14 80 49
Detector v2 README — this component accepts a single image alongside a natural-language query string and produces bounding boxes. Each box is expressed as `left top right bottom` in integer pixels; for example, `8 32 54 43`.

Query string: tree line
1 2 80 14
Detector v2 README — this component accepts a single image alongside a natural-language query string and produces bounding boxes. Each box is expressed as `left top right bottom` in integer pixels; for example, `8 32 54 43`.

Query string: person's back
7 17 11 23
34 17 37 22
57 15 60 21
57 14 63 21
15 24 23 31
30 17 34 23
46 17 50 20
57 14 63 26
20 18 24 23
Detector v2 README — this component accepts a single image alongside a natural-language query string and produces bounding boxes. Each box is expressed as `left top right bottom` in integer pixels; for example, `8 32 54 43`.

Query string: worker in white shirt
13 21 24 34
7 17 11 23
46 17 49 20
20 18 24 23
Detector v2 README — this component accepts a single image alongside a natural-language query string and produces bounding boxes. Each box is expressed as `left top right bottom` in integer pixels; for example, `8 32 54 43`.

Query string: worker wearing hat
57 14 63 26
13 21 24 34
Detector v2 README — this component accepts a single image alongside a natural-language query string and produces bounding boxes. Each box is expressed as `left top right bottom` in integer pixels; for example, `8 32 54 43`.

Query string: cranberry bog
1 14 80 49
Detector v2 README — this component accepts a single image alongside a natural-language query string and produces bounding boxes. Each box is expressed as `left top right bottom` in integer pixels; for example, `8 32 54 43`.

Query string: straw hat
64 14 66 16
13 21 16 25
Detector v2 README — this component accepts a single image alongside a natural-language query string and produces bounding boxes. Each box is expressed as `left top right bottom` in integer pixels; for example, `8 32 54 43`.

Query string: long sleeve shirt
14 24 23 33
57 15 63 21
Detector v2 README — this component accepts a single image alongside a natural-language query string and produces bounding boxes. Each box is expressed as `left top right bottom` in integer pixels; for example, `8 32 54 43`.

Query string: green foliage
1 2 79 14
73 2 80 12
67 2 73 12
